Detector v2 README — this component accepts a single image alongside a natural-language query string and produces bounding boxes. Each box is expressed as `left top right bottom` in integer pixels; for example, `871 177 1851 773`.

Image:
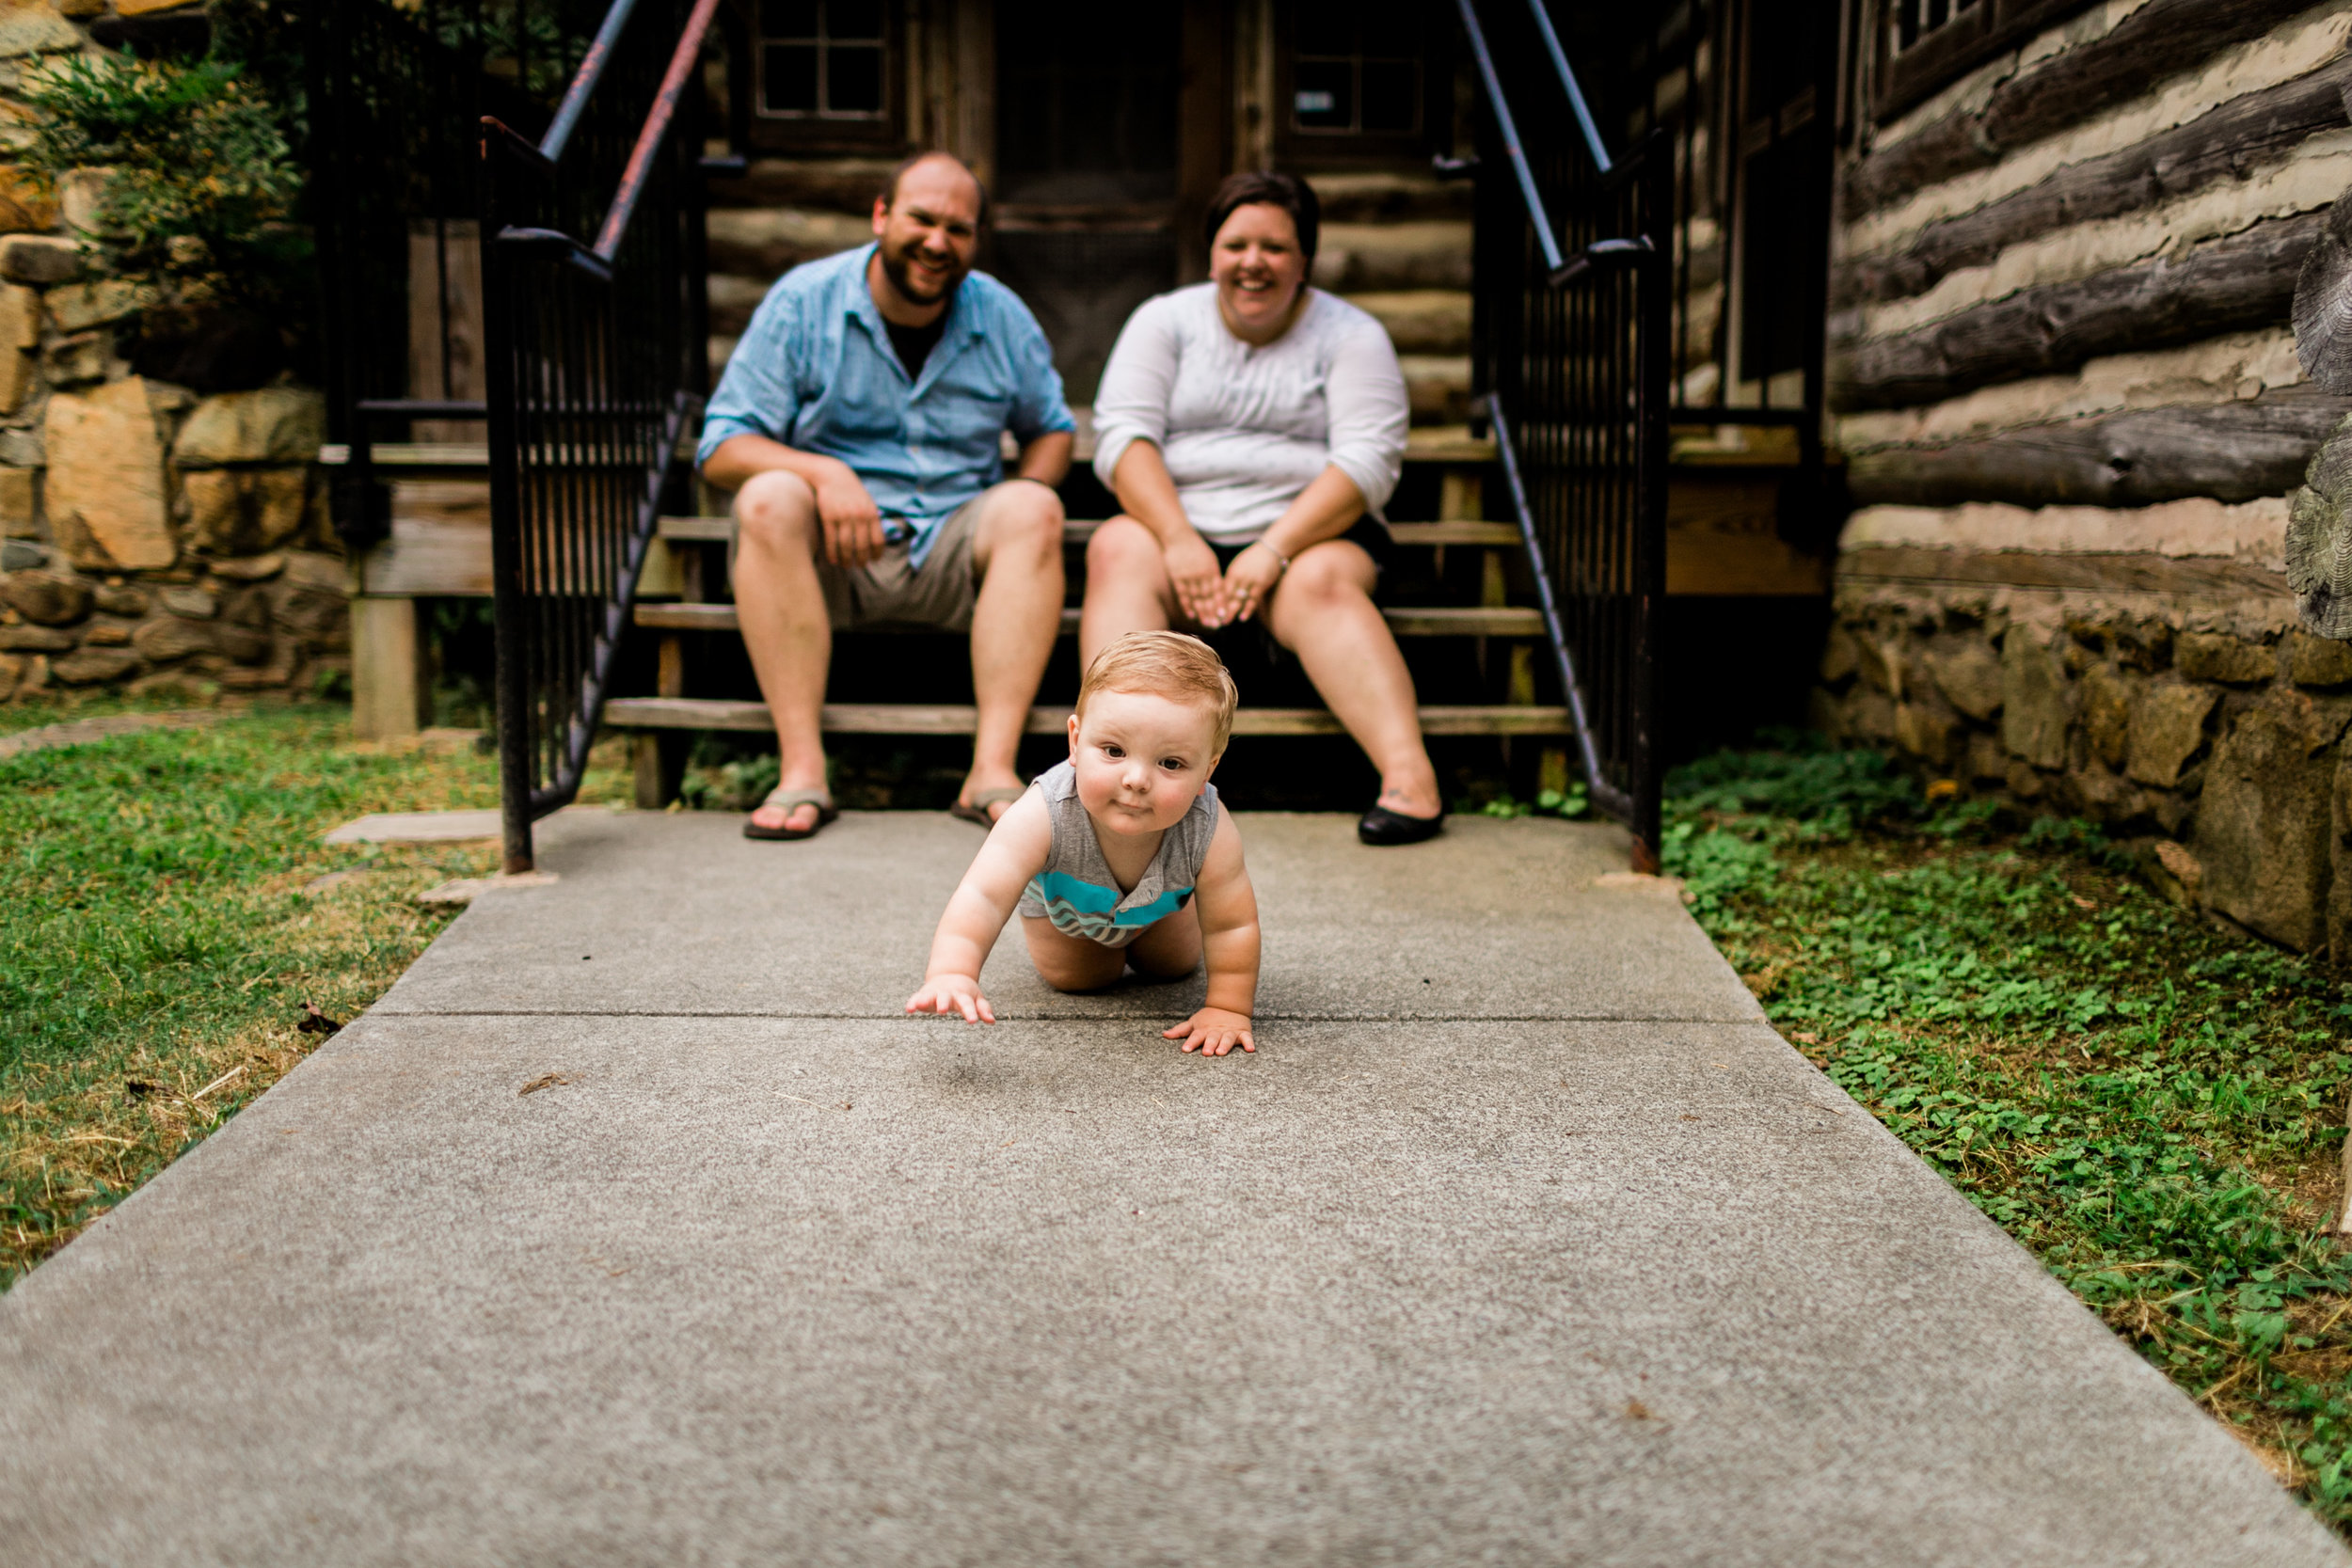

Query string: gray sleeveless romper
1014 760 1221 948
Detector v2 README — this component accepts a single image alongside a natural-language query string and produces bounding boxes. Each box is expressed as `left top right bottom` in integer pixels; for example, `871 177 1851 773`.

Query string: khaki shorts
733 484 1009 635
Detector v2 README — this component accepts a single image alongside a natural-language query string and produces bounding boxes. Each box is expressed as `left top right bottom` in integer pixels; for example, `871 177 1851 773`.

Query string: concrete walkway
2 811 2344 1566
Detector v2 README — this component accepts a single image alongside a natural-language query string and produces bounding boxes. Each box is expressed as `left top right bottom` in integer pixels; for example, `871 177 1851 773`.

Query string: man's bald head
881 152 987 227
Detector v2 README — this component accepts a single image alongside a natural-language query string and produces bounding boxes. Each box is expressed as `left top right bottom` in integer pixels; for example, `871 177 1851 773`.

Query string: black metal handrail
1461 0 1672 865
1486 394 1630 825
481 0 719 871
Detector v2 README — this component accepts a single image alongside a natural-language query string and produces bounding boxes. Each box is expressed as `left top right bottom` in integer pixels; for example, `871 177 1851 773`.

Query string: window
1290 0 1422 137
756 0 885 120
1875 0 2096 120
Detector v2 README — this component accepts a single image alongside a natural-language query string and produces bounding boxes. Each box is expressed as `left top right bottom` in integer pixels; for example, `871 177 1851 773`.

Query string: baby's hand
906 974 995 1024
1165 1006 1254 1055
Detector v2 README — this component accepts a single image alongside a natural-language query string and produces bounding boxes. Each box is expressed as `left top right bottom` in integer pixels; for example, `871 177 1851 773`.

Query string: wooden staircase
601 420 1575 807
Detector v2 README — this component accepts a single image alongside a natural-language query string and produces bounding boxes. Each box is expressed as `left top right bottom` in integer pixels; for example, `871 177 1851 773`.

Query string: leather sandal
1358 801 1445 846
950 784 1027 828
743 787 838 841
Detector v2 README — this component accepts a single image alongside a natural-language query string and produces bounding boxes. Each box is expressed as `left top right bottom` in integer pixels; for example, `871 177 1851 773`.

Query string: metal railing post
480 124 534 875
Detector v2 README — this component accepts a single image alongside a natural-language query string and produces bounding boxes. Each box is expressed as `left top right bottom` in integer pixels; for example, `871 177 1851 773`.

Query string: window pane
1293 59 1351 129
1360 60 1416 133
1295 0 1352 57
760 0 818 39
1359 0 1418 57
826 0 883 40
826 42 883 114
763 42 818 112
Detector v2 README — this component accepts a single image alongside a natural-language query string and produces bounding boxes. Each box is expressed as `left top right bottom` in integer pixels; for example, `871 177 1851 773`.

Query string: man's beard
880 238 966 307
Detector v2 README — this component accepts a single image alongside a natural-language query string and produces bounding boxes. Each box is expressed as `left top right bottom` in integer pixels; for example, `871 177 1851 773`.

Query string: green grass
0 696 628 1289
1666 737 2352 1521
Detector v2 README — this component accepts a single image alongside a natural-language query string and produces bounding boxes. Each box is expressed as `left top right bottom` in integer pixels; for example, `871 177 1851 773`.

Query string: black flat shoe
1358 803 1445 846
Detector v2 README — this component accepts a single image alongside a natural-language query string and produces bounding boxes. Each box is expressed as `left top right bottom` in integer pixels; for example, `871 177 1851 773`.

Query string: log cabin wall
1816 0 2352 957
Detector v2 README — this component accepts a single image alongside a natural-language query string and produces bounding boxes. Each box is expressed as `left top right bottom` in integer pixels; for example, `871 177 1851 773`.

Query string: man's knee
733 470 818 557
986 482 1065 560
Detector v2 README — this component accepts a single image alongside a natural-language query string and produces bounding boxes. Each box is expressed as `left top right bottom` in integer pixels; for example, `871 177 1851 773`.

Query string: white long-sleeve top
1089 283 1408 543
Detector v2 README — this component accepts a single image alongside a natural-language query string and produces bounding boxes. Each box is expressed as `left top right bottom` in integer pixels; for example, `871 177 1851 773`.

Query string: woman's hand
1163 531 1228 627
1219 541 1286 625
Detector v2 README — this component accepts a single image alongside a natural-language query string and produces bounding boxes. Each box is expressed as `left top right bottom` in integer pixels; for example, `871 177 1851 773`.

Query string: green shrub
15 48 306 305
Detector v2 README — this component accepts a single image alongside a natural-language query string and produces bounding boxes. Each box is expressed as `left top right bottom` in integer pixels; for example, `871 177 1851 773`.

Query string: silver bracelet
1252 542 1292 576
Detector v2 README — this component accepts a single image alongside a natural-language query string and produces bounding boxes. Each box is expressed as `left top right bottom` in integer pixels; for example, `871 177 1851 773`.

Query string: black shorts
1206 515 1393 578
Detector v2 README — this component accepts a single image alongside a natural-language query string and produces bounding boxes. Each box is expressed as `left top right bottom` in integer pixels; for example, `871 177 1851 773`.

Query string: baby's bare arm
908 789 1051 1022
1165 807 1260 1054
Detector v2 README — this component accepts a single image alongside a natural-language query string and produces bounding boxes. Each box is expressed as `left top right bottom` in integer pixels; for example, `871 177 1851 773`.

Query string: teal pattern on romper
1014 760 1220 948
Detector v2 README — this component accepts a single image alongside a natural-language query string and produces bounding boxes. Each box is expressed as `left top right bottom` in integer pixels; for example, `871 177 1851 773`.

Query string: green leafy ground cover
0 697 626 1289
1665 737 2352 1526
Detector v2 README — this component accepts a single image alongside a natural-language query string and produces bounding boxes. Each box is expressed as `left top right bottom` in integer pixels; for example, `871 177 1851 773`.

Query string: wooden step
632 601 1544 637
604 696 1573 736
654 515 1523 547
323 426 1495 476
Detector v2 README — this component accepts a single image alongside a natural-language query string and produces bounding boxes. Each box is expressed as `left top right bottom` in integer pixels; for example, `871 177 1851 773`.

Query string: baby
905 631 1262 1054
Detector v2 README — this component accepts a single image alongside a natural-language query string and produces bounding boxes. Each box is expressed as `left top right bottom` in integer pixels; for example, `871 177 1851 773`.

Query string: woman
1082 171 1444 845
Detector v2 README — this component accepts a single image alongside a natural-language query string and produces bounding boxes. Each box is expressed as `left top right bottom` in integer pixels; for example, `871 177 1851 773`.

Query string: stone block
1854 634 1899 696
272 582 347 643
132 615 212 661
45 279 152 332
171 388 327 467
45 377 173 570
0 5 81 57
0 167 51 235
0 233 80 284
0 464 34 535
1927 640 2003 721
0 346 29 415
2080 664 2133 769
0 283 38 351
1965 731 2007 783
0 426 42 467
0 647 19 701
49 644 138 684
57 166 111 232
81 619 128 645
184 466 311 554
45 329 108 385
90 581 144 615
208 551 283 582
1817 626 1859 686
1844 685 1896 743
2153 841 2202 909
2195 689 2340 951
2000 630 2070 769
2175 632 2277 685
2291 631 2352 688
1894 701 1960 768
2 565 87 625
0 621 72 651
158 585 215 619
215 621 270 664
2124 682 2218 788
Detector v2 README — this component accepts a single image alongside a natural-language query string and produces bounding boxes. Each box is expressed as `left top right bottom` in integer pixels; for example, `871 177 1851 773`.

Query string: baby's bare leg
1021 915 1128 992
1123 905 1203 979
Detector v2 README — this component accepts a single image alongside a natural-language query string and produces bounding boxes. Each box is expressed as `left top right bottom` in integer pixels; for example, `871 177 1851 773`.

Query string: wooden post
350 596 424 742
632 630 691 809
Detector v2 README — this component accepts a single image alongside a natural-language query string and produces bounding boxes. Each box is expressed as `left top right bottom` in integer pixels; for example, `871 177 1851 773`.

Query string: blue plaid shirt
697 244 1074 568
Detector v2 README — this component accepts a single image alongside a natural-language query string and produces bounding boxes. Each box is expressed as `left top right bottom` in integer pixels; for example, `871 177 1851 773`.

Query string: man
699 151 1074 839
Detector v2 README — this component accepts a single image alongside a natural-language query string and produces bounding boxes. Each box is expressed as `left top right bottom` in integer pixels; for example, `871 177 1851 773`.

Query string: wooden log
1838 545 2287 601
1844 0 2319 220
1846 388 2352 509
2286 413 2352 636
1837 56 2352 310
1831 209 2324 412
2295 190 2352 392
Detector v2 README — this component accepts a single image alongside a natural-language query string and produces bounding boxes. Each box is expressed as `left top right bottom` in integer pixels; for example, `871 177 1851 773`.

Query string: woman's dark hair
1203 171 1320 261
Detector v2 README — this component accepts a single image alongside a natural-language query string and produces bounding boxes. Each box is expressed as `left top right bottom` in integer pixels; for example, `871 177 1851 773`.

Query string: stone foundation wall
1812 567 2352 958
0 4 344 705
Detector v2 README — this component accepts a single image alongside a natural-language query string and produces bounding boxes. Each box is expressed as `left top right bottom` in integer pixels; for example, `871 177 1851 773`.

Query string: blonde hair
1076 631 1240 752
